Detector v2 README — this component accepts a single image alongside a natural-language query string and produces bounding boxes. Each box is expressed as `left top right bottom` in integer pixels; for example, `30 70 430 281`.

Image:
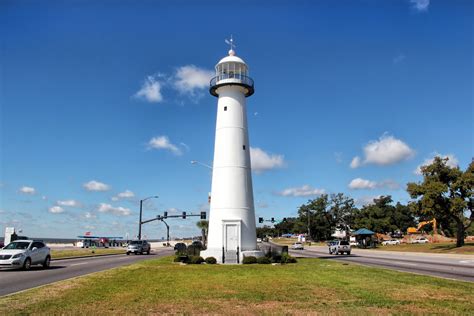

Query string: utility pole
307 209 311 241
138 195 159 241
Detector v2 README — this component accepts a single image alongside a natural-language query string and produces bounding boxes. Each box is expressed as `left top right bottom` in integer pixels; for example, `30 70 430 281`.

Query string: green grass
376 242 474 255
51 248 125 259
1 256 473 315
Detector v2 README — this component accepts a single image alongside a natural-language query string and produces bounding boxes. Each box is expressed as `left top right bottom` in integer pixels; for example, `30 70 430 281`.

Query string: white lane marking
70 262 88 266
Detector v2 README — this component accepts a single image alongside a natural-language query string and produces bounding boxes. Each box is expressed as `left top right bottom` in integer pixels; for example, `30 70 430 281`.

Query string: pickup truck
328 240 351 255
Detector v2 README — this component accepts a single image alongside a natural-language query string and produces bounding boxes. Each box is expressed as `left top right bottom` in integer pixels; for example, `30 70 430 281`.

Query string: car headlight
12 253 24 259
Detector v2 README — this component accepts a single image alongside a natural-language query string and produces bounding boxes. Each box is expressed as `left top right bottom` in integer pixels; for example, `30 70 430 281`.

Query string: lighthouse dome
210 49 254 97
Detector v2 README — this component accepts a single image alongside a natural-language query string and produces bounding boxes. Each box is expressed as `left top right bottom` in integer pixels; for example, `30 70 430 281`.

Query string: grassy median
51 248 125 259
1 256 473 315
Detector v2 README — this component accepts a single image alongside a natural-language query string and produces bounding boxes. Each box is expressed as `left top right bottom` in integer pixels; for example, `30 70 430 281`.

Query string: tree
196 220 208 247
353 196 396 233
407 157 473 247
297 193 356 241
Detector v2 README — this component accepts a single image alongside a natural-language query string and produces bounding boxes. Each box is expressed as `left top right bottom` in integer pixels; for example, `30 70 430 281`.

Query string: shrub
242 256 257 264
187 244 203 256
280 253 297 264
174 255 188 263
205 257 217 264
188 256 204 264
271 254 282 263
257 256 271 264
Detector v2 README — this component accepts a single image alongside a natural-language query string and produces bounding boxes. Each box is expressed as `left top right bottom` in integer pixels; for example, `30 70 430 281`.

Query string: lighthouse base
200 248 264 264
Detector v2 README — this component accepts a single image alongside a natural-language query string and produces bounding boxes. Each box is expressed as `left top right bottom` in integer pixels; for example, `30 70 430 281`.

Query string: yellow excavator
407 218 437 235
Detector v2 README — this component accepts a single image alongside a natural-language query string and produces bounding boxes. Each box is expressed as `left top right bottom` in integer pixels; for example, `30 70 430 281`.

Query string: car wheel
23 258 32 270
126 252 130 256
42 256 51 269
347 252 351 255
134 252 137 255
147 250 150 255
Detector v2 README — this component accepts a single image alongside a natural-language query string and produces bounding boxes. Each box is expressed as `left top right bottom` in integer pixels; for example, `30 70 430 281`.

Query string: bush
242 256 257 264
187 244 203 256
188 256 204 264
205 257 217 264
280 253 297 264
271 254 282 263
257 256 271 264
174 255 188 263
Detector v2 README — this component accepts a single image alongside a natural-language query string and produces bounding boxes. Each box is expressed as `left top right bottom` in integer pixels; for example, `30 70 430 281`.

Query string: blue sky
1 0 472 239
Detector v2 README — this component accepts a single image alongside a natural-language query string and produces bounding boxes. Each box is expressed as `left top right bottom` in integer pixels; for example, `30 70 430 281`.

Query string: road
0 248 174 296
289 246 474 282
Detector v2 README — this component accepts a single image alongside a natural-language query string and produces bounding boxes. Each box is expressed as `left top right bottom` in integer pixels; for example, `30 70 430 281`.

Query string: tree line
257 157 473 247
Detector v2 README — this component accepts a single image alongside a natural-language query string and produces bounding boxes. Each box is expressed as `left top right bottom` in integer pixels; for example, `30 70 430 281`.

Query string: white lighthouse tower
200 39 262 263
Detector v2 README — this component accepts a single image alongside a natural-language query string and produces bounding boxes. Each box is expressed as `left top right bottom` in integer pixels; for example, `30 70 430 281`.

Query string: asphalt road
0 248 174 296
290 246 474 282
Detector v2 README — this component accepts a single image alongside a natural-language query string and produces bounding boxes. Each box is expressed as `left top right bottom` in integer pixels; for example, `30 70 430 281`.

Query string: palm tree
196 220 209 247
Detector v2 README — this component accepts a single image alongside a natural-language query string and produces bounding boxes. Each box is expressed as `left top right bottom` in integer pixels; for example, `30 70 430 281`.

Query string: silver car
126 240 151 255
328 240 351 255
0 240 51 270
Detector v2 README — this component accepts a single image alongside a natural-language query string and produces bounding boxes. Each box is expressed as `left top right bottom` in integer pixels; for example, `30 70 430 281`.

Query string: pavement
0 248 174 297
290 246 474 282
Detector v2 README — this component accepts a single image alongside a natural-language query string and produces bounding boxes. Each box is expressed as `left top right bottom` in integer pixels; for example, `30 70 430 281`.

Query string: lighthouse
200 39 263 263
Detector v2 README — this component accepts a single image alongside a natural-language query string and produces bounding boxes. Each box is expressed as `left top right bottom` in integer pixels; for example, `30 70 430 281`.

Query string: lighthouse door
225 224 238 251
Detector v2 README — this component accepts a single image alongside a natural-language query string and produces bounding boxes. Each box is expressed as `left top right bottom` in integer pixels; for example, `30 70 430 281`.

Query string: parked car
256 238 262 243
328 240 351 255
412 237 429 244
382 239 401 246
291 242 304 250
174 242 187 252
126 240 151 255
0 240 51 270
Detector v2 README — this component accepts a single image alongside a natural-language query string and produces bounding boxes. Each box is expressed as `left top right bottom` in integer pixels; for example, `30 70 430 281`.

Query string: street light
190 160 213 169
138 195 159 240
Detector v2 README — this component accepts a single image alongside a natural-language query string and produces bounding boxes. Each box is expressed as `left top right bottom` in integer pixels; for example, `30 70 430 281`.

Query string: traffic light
258 217 263 223
182 211 186 219
271 217 275 223
200 211 206 220
163 211 168 219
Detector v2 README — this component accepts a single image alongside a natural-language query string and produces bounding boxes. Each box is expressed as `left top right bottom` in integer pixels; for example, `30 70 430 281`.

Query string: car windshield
340 241 349 245
4 241 30 250
130 241 142 245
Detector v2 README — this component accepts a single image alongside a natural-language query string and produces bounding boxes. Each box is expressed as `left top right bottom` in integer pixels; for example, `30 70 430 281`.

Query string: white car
291 242 304 250
382 239 401 246
256 238 262 243
412 237 429 244
0 240 51 270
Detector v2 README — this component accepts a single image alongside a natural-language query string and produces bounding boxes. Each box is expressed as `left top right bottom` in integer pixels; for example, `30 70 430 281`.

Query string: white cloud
173 65 213 96
57 199 81 207
134 75 163 103
350 156 362 169
350 134 415 168
414 153 459 175
49 206 65 214
111 190 135 201
349 178 377 190
147 136 182 155
278 185 325 197
250 147 285 173
348 178 400 190
19 186 36 194
83 180 110 192
97 203 131 216
83 212 96 219
410 0 430 12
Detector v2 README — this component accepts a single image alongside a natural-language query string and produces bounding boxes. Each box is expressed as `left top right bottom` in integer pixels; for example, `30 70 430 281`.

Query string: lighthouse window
243 145 246 150
224 106 227 111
